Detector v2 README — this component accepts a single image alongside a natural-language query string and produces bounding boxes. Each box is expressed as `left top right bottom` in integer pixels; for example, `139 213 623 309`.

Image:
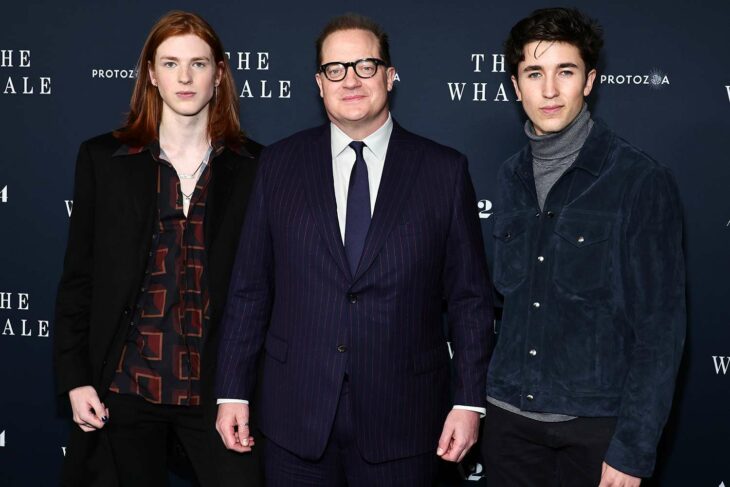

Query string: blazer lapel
205 150 236 249
302 125 353 280
353 123 421 282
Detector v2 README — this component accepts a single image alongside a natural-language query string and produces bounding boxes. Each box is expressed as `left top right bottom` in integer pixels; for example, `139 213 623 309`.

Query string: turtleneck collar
525 103 593 164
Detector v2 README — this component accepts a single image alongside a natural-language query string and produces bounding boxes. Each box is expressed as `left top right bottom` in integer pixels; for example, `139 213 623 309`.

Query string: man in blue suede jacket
482 8 686 487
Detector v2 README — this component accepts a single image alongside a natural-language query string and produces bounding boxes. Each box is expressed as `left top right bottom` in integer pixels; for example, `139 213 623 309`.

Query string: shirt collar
113 137 244 159
330 113 393 160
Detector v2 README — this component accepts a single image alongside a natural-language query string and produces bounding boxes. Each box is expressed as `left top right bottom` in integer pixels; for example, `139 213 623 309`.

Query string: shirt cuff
453 405 486 418
216 398 249 405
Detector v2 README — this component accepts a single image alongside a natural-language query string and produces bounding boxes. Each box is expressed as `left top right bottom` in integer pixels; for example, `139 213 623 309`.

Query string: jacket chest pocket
492 215 529 294
553 216 613 293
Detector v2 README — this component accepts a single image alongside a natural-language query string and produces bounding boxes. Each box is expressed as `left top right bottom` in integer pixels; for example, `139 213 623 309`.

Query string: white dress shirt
219 113 485 417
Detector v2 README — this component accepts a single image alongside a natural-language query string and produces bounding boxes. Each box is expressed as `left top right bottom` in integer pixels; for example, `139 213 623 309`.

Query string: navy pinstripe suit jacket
216 122 494 463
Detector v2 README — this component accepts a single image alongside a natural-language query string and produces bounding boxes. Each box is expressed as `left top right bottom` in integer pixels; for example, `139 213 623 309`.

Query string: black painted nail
101 416 108 422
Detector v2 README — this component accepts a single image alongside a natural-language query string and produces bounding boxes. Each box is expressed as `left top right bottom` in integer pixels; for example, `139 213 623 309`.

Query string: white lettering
4 77 16 94
38 320 50 338
239 80 252 98
18 293 29 310
725 85 730 102
278 80 291 98
0 430 5 447
478 199 493 219
20 319 31 336
494 83 509 102
61 446 67 456
257 52 269 70
0 292 10 309
19 50 30 67
473 82 488 102
65 200 73 217
22 76 33 94
0 185 6 202
446 341 454 359
0 50 12 67
712 356 730 375
393 72 400 82
237 51 250 71
260 80 272 98
471 54 484 73
2 319 14 335
492 54 505 73
447 82 466 101
467 462 484 481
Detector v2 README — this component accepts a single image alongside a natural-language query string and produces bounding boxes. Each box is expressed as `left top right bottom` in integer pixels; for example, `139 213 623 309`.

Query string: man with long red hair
54 11 262 486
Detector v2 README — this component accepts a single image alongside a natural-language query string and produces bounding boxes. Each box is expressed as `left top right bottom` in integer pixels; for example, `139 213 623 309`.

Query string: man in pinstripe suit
214 14 494 486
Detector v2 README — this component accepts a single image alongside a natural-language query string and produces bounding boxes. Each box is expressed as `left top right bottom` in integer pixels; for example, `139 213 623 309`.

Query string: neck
332 110 389 141
158 106 210 151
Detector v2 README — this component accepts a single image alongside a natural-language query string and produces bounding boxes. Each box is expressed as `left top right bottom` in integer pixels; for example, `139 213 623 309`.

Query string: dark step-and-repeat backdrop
1 0 728 485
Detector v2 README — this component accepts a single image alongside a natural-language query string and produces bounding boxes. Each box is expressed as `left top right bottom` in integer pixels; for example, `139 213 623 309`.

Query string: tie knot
349 141 366 158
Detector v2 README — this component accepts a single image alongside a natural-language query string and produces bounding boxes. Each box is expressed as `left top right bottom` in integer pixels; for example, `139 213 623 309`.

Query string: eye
327 66 343 77
163 61 176 68
193 61 208 68
527 72 541 79
559 70 574 77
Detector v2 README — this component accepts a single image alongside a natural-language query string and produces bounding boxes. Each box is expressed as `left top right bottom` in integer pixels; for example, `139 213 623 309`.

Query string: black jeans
104 392 262 487
481 402 616 487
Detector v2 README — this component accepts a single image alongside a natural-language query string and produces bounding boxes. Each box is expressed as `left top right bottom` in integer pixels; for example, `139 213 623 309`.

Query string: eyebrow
522 62 580 72
159 56 211 62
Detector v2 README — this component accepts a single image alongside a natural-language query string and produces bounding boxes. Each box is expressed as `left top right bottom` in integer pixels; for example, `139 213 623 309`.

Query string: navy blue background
1 0 728 484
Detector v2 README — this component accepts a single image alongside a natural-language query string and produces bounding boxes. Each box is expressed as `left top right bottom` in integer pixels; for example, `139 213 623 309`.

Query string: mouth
540 105 563 115
341 94 366 102
176 91 196 99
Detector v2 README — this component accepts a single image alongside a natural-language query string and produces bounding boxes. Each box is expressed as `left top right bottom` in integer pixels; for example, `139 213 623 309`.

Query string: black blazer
54 132 261 485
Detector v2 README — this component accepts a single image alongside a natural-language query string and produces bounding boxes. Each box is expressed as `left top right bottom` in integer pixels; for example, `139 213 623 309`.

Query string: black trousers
104 392 262 487
481 402 616 487
263 378 438 486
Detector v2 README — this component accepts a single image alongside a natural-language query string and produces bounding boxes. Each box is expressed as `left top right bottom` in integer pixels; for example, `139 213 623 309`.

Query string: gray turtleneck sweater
487 104 593 422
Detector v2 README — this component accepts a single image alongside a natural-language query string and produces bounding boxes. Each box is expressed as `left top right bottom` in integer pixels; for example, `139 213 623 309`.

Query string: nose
179 65 192 85
542 75 558 99
341 66 361 88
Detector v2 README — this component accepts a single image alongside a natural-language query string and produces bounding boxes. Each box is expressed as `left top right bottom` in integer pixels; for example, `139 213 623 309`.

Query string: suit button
347 293 358 304
532 302 540 308
529 349 537 356
546 211 555 218
122 307 131 316
337 345 347 353
526 394 534 400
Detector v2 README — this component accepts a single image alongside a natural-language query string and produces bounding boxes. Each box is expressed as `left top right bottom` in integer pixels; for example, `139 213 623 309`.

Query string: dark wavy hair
504 8 604 77
316 13 391 67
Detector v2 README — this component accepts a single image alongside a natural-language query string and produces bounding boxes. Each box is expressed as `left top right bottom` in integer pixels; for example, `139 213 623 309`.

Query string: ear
511 75 522 102
216 61 224 86
386 66 396 92
315 72 324 98
147 60 156 86
583 68 597 97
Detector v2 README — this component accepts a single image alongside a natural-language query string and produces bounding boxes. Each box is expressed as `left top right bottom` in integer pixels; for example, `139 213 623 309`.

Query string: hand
436 409 480 463
216 403 256 453
68 385 108 432
598 462 641 487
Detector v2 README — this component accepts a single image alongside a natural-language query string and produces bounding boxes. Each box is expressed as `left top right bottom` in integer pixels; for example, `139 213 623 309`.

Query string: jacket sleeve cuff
604 436 656 479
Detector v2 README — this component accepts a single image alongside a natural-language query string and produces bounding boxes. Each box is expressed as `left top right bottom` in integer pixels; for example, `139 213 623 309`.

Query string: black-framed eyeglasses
319 58 387 81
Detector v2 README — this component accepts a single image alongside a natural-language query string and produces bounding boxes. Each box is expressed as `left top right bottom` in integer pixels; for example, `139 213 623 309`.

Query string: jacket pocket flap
554 218 611 247
264 331 288 363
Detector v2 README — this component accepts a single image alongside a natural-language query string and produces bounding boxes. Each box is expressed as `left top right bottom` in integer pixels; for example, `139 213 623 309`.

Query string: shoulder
263 125 327 156
393 124 465 164
78 131 124 158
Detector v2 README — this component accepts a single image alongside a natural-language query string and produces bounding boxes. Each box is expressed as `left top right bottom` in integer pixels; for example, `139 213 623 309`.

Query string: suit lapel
302 125 353 280
353 123 421 282
125 152 157 230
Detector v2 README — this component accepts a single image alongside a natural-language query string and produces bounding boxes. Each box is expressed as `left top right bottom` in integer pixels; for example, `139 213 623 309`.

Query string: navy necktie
344 141 371 275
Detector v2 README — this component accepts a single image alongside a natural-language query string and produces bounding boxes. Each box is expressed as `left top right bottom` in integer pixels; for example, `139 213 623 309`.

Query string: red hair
114 11 242 147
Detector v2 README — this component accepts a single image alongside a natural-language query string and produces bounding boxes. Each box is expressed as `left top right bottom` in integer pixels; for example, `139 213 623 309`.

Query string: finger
442 439 466 462
456 442 474 463
436 423 454 456
78 423 96 432
87 395 107 426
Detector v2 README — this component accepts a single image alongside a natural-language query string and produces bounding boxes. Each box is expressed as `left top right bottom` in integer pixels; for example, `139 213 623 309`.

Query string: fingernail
436 448 444 455
101 416 108 422
242 438 249 446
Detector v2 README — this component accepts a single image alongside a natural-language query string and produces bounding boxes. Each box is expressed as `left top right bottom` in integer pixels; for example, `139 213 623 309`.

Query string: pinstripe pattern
216 123 494 463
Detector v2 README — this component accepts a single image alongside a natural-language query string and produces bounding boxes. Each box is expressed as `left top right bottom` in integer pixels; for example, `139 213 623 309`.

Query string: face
315 29 396 139
148 34 223 121
511 41 596 135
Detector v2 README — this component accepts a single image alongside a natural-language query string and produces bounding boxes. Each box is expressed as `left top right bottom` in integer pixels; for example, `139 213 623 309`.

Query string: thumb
436 421 454 456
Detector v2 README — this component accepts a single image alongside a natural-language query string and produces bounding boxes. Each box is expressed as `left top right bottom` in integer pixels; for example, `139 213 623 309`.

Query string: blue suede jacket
487 121 686 477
